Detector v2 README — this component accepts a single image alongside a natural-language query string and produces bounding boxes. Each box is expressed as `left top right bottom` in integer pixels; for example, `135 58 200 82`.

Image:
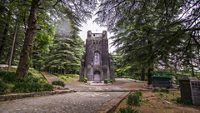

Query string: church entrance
93 71 101 82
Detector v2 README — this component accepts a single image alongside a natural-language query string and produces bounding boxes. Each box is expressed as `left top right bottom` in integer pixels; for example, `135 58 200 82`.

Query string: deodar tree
16 0 40 77
96 0 200 83
15 0 97 77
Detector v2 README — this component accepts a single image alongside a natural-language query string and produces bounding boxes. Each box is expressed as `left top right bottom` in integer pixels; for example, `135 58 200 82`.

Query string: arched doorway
93 71 101 82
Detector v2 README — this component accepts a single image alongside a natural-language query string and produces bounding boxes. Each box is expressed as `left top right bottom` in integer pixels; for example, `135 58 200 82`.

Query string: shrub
134 91 142 96
82 78 87 83
13 75 53 93
13 81 53 93
104 79 113 84
104 79 108 84
127 91 142 106
0 71 17 82
0 69 53 94
13 82 41 92
0 80 9 94
176 97 193 105
153 88 169 93
52 80 65 87
160 88 169 93
119 107 138 113
42 83 53 91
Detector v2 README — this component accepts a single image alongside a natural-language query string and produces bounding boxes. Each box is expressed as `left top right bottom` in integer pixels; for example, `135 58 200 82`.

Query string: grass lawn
55 74 79 83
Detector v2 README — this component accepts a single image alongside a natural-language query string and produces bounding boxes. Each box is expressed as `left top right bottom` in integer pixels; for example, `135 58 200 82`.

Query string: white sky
78 17 115 53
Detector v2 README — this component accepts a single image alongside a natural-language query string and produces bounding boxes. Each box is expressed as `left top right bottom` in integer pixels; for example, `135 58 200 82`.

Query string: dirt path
116 91 200 113
41 72 60 83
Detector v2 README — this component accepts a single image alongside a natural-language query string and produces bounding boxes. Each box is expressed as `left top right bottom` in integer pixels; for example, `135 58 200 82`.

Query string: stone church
80 31 114 82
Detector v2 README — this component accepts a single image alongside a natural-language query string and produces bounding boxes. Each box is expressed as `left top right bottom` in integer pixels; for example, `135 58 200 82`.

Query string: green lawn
55 74 79 83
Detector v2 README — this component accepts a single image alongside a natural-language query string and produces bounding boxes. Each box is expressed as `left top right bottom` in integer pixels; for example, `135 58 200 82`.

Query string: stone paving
0 92 125 113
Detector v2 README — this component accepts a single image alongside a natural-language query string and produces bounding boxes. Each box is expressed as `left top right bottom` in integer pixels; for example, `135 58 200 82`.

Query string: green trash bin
152 75 172 88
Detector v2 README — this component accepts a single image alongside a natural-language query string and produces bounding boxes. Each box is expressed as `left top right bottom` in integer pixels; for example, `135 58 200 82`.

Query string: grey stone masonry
179 77 200 105
80 31 114 82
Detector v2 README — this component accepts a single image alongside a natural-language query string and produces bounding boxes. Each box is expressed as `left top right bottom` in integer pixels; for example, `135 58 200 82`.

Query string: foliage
153 88 169 93
52 80 65 87
119 107 138 113
13 81 53 93
96 0 200 82
56 74 79 83
0 68 53 94
0 71 17 82
0 0 97 77
12 74 53 93
127 91 142 106
104 79 113 84
0 80 9 94
176 97 193 105
81 77 88 83
44 19 84 74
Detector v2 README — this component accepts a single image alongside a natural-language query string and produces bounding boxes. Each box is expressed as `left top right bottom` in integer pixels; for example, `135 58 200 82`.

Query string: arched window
94 52 100 65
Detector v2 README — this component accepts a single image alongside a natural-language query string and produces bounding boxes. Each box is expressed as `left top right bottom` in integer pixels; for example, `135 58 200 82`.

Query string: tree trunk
0 0 7 58
0 23 8 59
8 19 18 68
141 67 145 81
16 0 40 77
191 60 195 77
147 67 152 85
147 39 153 85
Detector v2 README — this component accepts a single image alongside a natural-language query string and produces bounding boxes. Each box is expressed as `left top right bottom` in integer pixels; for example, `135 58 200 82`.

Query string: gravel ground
0 92 125 113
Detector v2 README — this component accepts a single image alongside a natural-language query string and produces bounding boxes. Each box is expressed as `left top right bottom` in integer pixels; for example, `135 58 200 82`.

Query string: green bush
0 71 17 82
119 107 138 113
176 97 193 105
104 79 108 84
0 80 9 94
134 91 142 96
82 78 87 83
13 81 53 93
0 70 53 93
127 91 142 106
14 82 41 92
42 83 54 91
104 79 113 84
153 88 169 93
52 80 65 87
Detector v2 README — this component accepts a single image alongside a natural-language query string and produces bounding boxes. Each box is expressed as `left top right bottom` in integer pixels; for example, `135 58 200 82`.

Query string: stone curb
0 90 75 101
77 89 150 92
96 92 130 113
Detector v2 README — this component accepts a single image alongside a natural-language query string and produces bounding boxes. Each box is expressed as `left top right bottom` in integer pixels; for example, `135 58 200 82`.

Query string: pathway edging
96 92 130 113
0 90 75 101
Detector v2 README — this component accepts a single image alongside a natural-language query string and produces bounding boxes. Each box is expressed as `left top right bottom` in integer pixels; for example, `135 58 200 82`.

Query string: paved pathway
0 92 125 113
0 77 147 113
